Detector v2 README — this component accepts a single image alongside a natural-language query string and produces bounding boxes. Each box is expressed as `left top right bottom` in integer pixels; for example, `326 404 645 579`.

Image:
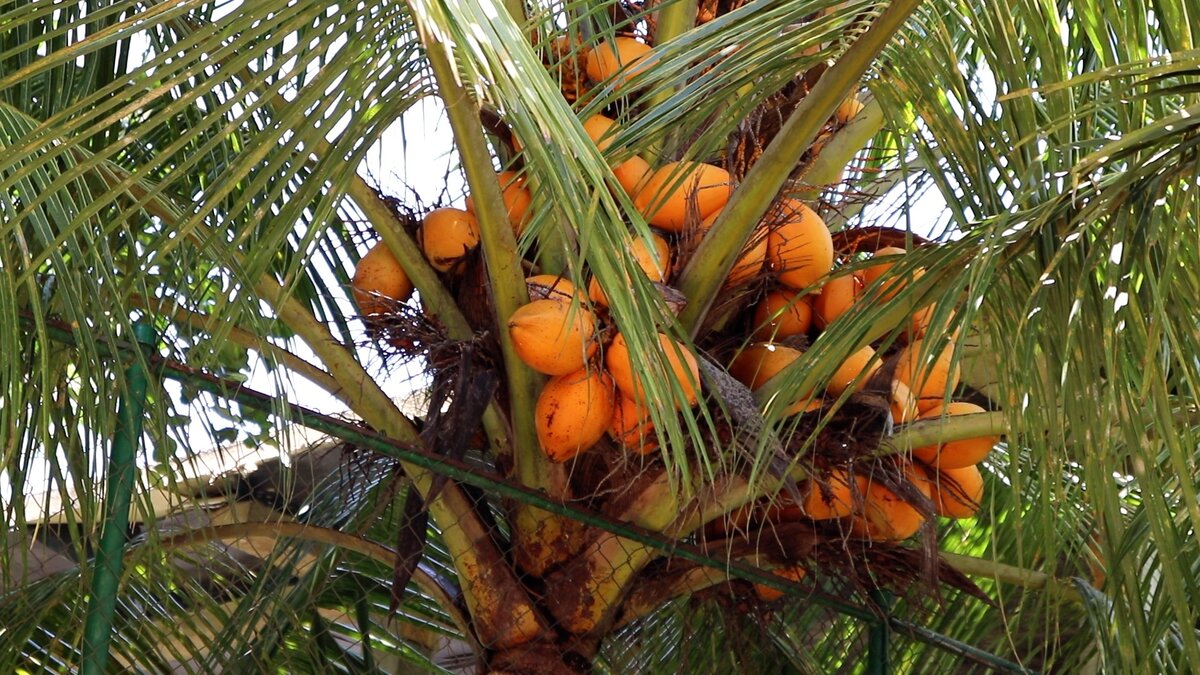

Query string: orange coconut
514 114 616 155
930 465 985 518
420 207 480 273
812 272 861 329
535 368 616 462
352 241 414 315
890 379 920 424
767 199 834 290
609 394 658 454
753 290 813 340
508 299 599 376
585 37 652 86
905 462 936 495
705 502 760 538
588 232 672 307
895 337 961 411
728 343 822 415
526 275 578 302
827 345 881 396
912 402 998 469
801 470 863 520
724 232 768 287
634 161 733 231
852 472 929 541
606 332 700 408
834 96 865 125
907 304 935 342
755 566 807 602
582 114 619 152
464 170 533 235
906 305 954 344
860 247 922 302
613 154 653 197
699 210 767 287
582 115 652 196
860 246 906 287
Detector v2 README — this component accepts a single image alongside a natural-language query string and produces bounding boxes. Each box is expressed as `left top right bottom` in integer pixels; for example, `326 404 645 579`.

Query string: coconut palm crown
2 0 1199 673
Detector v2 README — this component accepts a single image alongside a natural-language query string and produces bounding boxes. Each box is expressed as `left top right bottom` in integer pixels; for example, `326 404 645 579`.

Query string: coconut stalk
676 0 924 335
798 97 887 204
643 0 698 157
652 0 698 51
254 276 550 649
880 411 1008 455
614 565 733 629
422 33 543 486
615 552 792 629
543 472 757 636
939 552 1085 604
421 27 585 577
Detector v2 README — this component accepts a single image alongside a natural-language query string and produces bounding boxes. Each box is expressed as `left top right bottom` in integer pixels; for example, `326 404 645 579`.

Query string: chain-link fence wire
595 575 874 674
2 247 1036 675
0 433 460 672
4 320 1035 674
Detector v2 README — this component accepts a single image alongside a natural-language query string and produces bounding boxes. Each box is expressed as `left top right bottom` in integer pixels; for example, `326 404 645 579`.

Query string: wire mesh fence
0 314 1043 674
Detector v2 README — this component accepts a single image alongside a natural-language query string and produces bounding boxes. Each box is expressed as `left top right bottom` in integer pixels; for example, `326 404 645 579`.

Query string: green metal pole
867 590 892 675
80 322 155 675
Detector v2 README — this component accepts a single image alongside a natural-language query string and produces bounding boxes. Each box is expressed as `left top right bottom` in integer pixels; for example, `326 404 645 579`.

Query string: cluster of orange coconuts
719 235 999 543
351 32 997 557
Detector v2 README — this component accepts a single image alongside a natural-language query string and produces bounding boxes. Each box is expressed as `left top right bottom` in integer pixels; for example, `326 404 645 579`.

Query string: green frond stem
644 0 699 147
797 99 886 209
156 521 479 650
939 552 1085 605
876 411 1009 457
530 195 569 276
422 36 550 494
502 0 526 25
653 0 699 47
676 0 922 335
253 277 551 649
251 278 422 441
130 295 341 398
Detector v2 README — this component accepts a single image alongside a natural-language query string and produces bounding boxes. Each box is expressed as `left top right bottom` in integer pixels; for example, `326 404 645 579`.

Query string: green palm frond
3 0 1200 671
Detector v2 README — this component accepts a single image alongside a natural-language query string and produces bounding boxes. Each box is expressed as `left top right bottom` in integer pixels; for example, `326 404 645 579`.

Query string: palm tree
2 0 1198 672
